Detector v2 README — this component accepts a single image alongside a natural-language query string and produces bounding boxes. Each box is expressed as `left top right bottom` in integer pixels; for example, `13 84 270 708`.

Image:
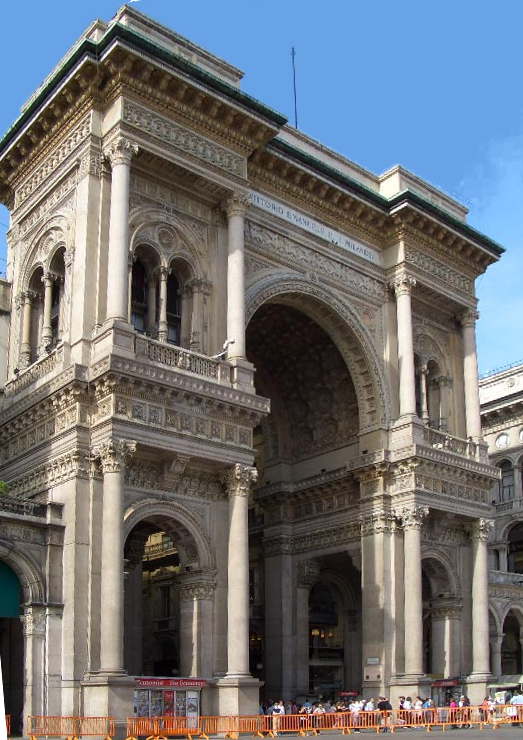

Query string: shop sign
134 678 207 688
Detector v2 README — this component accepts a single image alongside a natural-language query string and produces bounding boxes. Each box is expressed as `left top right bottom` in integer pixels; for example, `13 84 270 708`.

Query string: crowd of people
257 693 523 732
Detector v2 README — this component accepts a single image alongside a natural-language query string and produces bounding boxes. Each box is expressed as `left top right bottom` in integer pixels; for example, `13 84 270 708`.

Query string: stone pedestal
82 674 136 736
213 676 262 716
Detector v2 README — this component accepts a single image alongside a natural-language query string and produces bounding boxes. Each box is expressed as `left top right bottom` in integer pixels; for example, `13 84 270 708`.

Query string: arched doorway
123 504 214 683
501 611 523 675
0 560 23 728
422 556 459 678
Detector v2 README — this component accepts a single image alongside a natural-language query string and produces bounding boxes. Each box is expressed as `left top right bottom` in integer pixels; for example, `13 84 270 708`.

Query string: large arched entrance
500 610 523 675
0 560 23 728
245 291 373 699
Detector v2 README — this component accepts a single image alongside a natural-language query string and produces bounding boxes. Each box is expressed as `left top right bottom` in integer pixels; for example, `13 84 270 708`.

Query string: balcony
3 344 66 398
489 571 523 586
138 335 232 386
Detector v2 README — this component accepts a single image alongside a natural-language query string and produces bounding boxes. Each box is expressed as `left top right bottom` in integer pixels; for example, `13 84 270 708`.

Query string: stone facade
480 363 523 685
0 4 504 724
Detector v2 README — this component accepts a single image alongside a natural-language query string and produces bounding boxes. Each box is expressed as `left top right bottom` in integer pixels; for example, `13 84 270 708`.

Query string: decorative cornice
220 463 258 497
404 246 473 296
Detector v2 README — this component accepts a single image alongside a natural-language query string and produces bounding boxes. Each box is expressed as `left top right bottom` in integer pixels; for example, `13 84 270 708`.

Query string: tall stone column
224 194 249 360
92 439 136 674
296 560 320 697
21 606 46 718
157 266 169 342
420 365 430 424
462 309 482 439
147 276 157 336
20 290 35 366
104 138 138 322
390 274 417 418
490 634 504 678
470 518 493 676
178 581 215 677
220 464 258 677
397 505 428 676
41 271 55 347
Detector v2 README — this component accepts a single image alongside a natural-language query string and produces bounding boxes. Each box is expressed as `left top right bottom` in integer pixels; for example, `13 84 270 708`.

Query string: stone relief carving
123 100 246 178
18 181 77 240
15 115 91 208
297 559 320 588
405 246 473 295
129 174 212 222
220 464 258 497
6 449 90 498
245 221 385 301
359 510 397 536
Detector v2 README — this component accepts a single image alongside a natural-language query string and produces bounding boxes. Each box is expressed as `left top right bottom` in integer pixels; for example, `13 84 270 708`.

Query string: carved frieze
123 100 246 178
297 559 320 588
405 246 473 295
18 176 77 238
293 522 360 553
6 450 90 498
130 173 213 222
245 222 385 301
263 534 293 557
15 115 91 209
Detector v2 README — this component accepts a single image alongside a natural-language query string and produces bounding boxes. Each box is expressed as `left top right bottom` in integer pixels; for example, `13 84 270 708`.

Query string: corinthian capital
104 138 139 167
389 273 416 298
91 439 137 474
461 308 480 328
395 505 429 530
220 463 258 497
224 192 250 219
469 518 494 542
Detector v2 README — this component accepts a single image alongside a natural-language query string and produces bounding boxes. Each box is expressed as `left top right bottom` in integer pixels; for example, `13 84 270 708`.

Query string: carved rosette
21 606 46 636
469 518 494 542
461 308 480 328
395 505 429 530
91 439 137 474
224 192 250 220
297 559 320 588
359 510 396 536
220 463 258 498
177 582 215 602
104 138 139 168
389 273 416 298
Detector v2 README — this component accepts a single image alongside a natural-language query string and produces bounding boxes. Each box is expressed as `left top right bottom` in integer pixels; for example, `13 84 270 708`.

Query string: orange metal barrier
5 715 10 737
126 716 200 740
28 716 115 740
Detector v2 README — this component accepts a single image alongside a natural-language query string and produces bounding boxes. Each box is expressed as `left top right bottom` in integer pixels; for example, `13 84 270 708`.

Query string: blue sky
1 0 522 375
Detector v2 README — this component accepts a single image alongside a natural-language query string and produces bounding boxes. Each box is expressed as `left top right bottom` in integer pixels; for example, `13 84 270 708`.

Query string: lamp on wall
311 628 320 636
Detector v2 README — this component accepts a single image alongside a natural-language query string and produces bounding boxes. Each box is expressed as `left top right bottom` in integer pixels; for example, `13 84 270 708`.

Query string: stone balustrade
488 570 523 586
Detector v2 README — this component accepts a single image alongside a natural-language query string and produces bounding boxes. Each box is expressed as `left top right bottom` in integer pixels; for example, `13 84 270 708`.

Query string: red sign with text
134 678 207 688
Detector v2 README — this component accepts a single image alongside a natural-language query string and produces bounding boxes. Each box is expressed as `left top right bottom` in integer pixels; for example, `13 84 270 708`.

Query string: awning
488 675 523 687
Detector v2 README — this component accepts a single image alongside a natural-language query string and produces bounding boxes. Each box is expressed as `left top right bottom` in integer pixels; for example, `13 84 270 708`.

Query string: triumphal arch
0 4 503 724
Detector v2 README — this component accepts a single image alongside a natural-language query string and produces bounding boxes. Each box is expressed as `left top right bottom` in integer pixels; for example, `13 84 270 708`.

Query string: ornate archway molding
124 499 214 570
0 538 46 603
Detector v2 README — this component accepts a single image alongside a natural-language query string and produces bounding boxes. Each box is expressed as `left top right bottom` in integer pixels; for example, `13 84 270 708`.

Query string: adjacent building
0 4 505 723
480 363 523 686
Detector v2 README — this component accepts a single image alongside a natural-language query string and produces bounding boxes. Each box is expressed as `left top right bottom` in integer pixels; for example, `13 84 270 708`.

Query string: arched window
166 273 181 345
131 260 147 334
499 461 515 502
508 523 523 574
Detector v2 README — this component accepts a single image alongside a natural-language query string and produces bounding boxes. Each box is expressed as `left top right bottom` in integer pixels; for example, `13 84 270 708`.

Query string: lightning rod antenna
291 47 298 129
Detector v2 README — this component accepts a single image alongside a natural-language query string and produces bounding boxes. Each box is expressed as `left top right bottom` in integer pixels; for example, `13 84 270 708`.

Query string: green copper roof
0 20 287 157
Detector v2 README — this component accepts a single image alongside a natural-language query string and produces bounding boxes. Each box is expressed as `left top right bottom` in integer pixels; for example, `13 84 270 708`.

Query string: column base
228 357 255 393
81 673 135 735
388 675 431 707
465 673 492 705
212 675 261 716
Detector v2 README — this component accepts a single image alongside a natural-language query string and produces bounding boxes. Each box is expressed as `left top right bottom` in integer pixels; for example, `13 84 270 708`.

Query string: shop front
133 678 206 724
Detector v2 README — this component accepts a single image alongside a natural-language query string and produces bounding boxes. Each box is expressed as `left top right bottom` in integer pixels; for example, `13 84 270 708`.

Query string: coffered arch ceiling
247 302 360 467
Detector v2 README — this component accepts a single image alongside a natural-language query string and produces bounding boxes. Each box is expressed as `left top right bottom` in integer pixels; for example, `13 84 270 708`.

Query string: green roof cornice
0 20 287 158
267 138 504 259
